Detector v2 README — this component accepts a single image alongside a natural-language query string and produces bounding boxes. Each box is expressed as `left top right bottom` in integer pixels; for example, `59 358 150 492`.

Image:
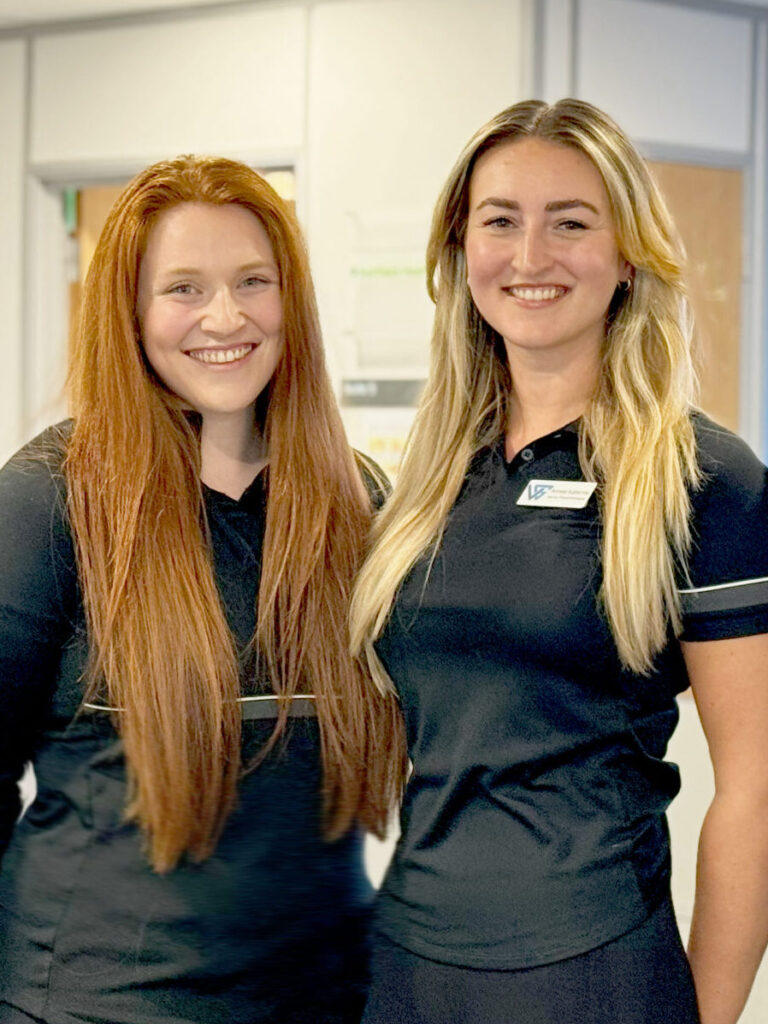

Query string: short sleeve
679 416 768 641
0 425 77 855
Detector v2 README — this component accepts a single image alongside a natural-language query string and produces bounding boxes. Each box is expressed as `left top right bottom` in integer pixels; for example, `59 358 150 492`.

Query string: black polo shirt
375 414 768 970
0 424 373 1024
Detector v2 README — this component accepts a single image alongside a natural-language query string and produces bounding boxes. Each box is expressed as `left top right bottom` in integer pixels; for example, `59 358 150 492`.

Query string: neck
200 409 268 500
504 341 600 460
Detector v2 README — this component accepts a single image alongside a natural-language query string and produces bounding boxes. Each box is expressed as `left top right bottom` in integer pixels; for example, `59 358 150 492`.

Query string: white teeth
188 345 253 364
509 286 564 301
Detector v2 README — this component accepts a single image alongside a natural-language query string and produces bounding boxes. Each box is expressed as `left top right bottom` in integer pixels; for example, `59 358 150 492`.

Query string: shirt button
520 448 534 462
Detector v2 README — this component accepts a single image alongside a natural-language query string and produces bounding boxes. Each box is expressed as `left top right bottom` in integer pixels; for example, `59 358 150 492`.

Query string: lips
186 343 256 365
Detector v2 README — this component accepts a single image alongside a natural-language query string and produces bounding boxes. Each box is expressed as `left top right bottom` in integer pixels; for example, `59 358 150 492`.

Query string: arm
0 432 77 863
682 633 768 1024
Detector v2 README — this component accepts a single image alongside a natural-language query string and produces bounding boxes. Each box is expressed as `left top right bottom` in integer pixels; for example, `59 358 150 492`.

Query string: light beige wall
30 6 306 168
0 39 26 465
305 0 529 384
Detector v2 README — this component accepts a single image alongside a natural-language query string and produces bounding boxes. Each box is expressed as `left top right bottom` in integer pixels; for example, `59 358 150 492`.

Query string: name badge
516 479 596 510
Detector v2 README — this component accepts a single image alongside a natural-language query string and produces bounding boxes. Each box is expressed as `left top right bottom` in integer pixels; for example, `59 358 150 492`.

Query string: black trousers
361 898 700 1024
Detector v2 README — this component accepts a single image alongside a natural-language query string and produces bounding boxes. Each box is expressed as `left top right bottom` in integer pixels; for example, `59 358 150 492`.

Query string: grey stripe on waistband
239 695 317 720
82 695 318 720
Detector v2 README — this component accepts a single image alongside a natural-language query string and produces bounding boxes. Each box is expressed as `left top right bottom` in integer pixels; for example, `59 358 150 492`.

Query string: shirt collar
486 419 581 461
203 468 268 515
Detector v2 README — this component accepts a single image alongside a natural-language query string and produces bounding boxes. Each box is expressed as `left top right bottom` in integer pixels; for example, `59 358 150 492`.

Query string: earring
618 278 632 293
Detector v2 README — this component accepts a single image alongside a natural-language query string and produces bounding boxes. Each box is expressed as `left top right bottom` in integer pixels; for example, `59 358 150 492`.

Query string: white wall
31 6 306 169
0 39 27 466
578 0 752 152
306 0 528 383
0 0 233 26
541 0 757 147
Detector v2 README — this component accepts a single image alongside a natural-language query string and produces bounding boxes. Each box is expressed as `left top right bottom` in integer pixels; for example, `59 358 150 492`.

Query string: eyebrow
158 260 277 277
475 197 600 215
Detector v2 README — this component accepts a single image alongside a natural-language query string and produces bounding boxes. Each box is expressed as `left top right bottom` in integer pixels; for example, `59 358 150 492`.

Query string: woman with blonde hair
0 155 405 1024
351 98 768 1023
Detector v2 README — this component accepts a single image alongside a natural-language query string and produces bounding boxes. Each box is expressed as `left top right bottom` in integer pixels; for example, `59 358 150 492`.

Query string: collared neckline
492 419 580 469
203 466 268 515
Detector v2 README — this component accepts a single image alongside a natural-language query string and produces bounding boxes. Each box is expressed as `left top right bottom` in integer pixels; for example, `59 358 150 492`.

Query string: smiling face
137 202 283 429
465 137 630 369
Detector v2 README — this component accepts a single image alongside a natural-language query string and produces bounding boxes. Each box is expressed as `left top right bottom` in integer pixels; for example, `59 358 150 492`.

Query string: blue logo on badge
527 483 553 502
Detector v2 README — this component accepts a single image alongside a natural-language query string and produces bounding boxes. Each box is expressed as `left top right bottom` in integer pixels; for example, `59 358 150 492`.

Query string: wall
30 6 306 167
0 0 229 24
0 39 27 464
305 0 527 387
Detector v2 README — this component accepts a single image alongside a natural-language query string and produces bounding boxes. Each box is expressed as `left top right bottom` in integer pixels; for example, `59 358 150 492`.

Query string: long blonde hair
67 155 406 872
350 98 699 679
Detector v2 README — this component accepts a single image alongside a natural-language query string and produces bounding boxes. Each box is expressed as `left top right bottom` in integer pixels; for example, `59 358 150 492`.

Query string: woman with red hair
0 155 405 1024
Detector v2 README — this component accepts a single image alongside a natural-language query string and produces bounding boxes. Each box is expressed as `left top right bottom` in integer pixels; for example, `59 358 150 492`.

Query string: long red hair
66 156 406 871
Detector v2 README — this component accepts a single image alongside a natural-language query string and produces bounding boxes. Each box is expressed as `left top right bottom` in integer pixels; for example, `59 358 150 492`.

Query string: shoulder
1 419 72 475
689 412 768 542
0 419 71 512
692 412 767 498
680 413 768 640
0 422 75 604
354 451 391 511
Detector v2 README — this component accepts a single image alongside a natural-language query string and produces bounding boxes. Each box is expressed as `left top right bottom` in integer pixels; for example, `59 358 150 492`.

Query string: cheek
250 292 283 336
577 246 624 288
140 305 194 364
465 238 501 299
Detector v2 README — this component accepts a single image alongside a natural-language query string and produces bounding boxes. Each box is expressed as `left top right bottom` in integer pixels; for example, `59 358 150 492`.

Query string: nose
200 287 246 336
516 225 553 275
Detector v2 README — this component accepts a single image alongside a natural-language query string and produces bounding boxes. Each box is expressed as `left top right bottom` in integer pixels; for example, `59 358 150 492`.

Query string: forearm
687 792 768 1024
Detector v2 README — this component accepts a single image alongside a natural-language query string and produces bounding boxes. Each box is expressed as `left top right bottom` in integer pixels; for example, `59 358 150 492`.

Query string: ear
618 257 633 285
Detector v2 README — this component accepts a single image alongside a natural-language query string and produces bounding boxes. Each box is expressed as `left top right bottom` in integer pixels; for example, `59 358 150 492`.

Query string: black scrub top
375 414 768 970
0 423 373 1024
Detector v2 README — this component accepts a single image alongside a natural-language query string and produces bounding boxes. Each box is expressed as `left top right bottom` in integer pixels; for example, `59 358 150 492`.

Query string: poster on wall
339 209 432 474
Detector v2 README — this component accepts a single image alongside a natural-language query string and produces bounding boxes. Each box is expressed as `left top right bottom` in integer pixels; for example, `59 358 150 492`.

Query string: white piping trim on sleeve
678 575 768 595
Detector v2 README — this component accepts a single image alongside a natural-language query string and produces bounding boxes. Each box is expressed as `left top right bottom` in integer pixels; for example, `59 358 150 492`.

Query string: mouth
186 343 256 365
502 285 568 302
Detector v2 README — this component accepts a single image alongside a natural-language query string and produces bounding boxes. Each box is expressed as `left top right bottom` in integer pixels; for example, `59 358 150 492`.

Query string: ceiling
0 0 245 29
1 0 767 33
